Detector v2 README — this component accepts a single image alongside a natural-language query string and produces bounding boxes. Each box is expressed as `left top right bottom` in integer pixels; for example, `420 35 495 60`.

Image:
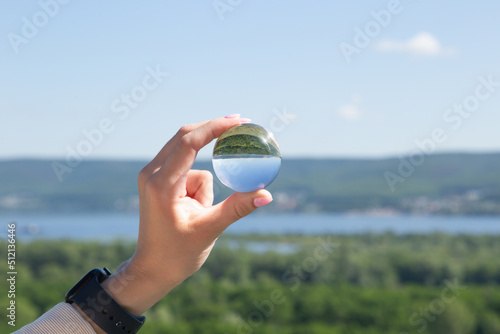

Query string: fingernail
239 118 252 123
225 114 240 119
253 196 272 208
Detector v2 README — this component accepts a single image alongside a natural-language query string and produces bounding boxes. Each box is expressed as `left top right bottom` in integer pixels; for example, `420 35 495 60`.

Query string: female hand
101 116 273 316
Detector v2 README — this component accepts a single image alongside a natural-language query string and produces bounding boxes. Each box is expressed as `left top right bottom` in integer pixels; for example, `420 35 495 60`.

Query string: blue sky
1 0 499 160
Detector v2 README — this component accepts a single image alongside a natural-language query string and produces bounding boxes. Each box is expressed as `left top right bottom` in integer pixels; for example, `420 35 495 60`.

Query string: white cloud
375 32 457 57
337 95 363 121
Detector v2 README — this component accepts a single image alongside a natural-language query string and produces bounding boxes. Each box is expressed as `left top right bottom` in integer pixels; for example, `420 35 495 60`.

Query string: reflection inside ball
212 123 281 192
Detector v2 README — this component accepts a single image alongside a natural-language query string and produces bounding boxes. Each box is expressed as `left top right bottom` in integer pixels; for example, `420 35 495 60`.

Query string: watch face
64 267 145 333
65 268 108 301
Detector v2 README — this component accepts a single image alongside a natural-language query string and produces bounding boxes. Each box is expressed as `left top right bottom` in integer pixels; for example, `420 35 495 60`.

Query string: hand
101 116 273 316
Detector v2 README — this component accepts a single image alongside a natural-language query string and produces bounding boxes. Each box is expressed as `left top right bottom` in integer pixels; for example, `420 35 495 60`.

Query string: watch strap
66 268 145 334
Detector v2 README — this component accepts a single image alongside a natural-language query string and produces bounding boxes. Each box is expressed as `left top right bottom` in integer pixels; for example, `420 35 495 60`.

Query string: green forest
2 233 500 334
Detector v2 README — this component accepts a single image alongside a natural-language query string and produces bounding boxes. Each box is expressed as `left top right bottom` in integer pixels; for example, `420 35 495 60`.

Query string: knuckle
201 170 213 181
178 134 193 149
177 125 192 137
138 166 150 181
144 172 165 194
233 202 250 220
138 166 150 185
138 164 162 190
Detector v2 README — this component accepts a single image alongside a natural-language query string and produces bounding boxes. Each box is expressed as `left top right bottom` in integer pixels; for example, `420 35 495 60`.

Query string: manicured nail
253 196 272 208
239 118 252 123
225 114 240 119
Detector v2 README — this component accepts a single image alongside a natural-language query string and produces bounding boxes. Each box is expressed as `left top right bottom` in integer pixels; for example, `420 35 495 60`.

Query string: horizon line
1 150 500 162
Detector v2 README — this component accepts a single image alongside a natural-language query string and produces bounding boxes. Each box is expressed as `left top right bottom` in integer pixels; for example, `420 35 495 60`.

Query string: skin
73 116 273 333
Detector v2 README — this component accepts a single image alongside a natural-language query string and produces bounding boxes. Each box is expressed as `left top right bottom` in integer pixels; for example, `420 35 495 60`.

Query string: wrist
70 303 107 334
65 268 146 333
101 258 179 316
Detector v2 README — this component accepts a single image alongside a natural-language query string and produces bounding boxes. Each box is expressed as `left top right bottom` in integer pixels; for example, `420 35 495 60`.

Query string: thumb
206 189 273 234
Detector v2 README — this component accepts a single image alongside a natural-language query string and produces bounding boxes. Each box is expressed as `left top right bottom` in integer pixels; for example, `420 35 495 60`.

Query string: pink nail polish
225 114 240 119
254 196 272 208
239 118 252 123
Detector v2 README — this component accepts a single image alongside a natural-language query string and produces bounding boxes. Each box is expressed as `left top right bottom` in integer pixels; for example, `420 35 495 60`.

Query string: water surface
1 213 499 241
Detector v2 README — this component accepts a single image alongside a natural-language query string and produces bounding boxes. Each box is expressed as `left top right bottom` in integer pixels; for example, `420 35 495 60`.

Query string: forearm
13 303 96 334
70 303 105 334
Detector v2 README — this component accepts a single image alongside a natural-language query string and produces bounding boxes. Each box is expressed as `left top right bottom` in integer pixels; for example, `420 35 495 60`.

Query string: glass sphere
213 123 281 192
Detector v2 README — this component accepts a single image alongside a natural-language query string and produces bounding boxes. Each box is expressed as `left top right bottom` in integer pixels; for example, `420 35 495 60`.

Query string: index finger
156 117 245 189
138 120 210 188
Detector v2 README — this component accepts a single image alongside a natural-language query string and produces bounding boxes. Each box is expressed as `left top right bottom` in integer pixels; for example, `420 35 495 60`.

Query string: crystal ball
213 123 281 192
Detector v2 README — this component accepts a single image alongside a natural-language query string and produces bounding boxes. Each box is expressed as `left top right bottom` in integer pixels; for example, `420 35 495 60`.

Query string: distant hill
1 153 499 215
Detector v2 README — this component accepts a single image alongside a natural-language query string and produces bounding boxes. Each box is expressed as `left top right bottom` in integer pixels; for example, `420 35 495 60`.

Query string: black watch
65 268 145 334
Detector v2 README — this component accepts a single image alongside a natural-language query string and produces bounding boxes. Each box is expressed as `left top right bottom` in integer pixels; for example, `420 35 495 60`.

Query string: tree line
1 233 499 333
